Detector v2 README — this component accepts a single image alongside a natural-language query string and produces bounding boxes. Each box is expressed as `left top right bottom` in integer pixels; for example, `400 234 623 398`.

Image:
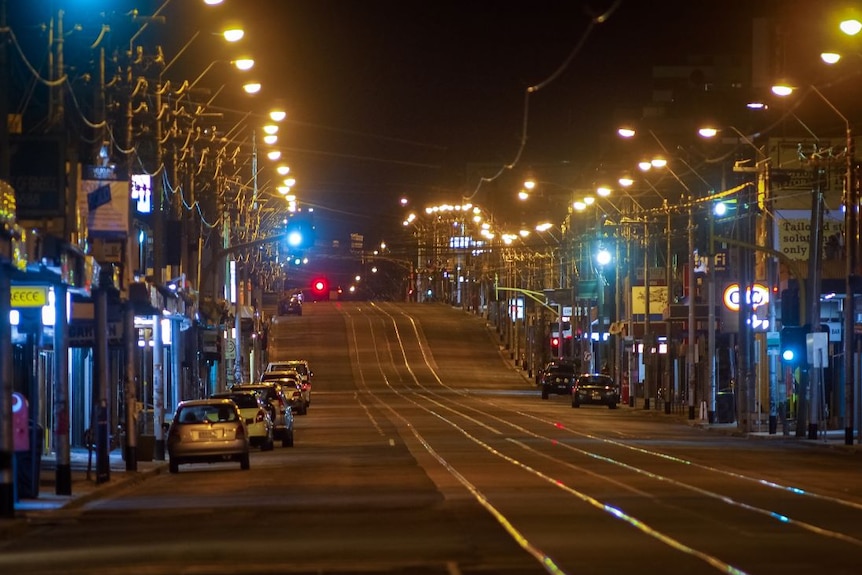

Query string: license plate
591 392 602 400
196 430 218 440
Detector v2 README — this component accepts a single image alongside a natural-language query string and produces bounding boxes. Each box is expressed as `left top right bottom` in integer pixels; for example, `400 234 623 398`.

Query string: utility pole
806 164 825 439
152 78 166 461
687 199 696 420
664 205 672 414
0 0 16 518
643 221 651 410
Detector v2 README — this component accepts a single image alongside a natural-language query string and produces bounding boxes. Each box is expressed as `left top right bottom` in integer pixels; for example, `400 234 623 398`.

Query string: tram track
334 302 862 575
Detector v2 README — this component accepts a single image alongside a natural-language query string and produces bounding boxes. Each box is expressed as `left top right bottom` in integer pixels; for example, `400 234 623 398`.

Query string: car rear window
578 375 614 386
288 364 307 376
235 386 276 402
178 404 238 423
213 394 258 408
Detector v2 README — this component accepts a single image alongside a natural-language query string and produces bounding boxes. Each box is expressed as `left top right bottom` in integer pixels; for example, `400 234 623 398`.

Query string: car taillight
168 425 180 441
235 424 246 440
255 411 266 423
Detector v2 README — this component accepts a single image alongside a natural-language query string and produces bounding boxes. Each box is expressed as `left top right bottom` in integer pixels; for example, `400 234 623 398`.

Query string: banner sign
78 180 130 238
774 209 843 262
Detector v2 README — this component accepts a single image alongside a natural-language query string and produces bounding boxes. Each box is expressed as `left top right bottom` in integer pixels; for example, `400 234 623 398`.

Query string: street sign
68 320 124 347
11 286 49 308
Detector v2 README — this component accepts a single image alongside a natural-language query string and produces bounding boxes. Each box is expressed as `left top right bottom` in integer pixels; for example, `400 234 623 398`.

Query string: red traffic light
311 278 328 294
551 337 560 348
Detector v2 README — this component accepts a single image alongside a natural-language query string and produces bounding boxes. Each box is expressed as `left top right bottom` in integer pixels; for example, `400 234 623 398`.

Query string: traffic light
284 214 315 250
780 288 800 326
309 277 329 301
713 198 737 220
550 336 560 357
780 325 808 365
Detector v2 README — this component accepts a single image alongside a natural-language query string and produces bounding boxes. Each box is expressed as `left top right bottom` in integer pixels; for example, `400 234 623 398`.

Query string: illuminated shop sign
723 283 769 312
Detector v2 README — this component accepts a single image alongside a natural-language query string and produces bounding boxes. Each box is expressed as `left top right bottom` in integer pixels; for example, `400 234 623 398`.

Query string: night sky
6 0 857 260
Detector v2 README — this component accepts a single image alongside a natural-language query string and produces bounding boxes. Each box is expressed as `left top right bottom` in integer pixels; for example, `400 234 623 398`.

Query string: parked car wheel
283 429 294 447
169 459 179 474
263 433 275 451
240 453 250 470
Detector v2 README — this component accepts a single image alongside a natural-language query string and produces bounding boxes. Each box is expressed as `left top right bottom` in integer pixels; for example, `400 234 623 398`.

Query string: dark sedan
540 362 578 399
571 373 620 409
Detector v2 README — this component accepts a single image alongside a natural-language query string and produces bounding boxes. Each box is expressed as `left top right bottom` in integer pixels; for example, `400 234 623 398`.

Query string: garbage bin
14 423 43 500
716 391 735 423
137 434 155 461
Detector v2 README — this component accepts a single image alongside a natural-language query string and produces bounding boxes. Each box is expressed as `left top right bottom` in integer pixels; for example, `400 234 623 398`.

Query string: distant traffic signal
550 336 560 356
780 288 800 327
780 325 808 364
284 214 315 250
310 277 329 300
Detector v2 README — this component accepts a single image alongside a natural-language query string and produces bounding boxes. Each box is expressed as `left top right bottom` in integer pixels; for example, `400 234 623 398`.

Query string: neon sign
723 283 769 312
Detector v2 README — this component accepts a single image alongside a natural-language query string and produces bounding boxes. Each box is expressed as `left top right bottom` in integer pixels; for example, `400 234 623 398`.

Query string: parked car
167 398 250 473
210 390 275 450
266 359 313 383
540 361 578 399
265 360 313 405
571 373 620 409
261 372 308 414
231 382 295 447
278 293 303 316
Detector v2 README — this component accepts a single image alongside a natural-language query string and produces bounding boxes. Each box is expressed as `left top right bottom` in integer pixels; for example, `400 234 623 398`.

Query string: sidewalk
1 447 167 538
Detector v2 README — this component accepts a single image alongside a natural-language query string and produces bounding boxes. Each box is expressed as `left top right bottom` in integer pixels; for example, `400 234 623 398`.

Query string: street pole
152 83 165 461
708 208 717 423
615 235 623 401
807 166 825 439
799 85 857 445
0 260 12 517
626 222 635 407
124 301 137 469
644 221 651 410
664 205 672 414
844 130 857 445
687 199 696 420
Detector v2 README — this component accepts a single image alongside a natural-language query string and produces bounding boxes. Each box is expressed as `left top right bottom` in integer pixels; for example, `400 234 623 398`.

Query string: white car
261 371 308 414
167 399 250 474
211 390 275 450
266 360 312 384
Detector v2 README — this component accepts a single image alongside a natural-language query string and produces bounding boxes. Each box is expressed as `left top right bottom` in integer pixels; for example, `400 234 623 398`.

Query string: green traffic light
287 230 303 247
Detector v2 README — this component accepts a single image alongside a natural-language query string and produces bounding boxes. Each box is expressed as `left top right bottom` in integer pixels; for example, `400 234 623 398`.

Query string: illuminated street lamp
840 18 862 36
222 27 243 41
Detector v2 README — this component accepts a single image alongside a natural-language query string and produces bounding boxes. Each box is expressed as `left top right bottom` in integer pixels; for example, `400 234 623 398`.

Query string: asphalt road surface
2 302 862 575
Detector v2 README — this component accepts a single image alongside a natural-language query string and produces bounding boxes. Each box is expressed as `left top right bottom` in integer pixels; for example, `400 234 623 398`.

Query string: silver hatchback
167 398 251 473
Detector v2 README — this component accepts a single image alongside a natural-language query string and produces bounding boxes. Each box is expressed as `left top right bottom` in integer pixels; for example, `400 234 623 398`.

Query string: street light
771 82 856 445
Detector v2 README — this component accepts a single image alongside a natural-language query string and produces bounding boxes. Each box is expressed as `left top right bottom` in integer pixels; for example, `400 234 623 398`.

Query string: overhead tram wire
464 0 623 201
